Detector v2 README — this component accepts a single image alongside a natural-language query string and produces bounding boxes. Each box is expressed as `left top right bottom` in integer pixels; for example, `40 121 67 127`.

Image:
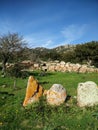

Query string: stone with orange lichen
23 76 43 106
45 84 67 105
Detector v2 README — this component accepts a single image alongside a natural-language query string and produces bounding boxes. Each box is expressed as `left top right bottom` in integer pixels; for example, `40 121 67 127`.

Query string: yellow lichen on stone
23 76 43 106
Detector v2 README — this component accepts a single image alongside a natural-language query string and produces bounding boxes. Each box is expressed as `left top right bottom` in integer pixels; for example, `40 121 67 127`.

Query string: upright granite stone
77 81 98 107
23 76 43 106
45 84 67 105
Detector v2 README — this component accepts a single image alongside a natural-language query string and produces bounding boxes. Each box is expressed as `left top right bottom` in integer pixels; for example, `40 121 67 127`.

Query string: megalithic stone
45 84 67 105
23 76 43 106
77 81 98 107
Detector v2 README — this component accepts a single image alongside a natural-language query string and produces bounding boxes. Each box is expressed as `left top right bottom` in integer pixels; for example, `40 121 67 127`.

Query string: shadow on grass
0 91 14 96
65 95 72 102
28 71 55 77
39 81 50 85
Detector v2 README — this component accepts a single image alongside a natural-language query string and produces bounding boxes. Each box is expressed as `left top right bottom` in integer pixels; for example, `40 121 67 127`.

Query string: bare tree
0 32 26 76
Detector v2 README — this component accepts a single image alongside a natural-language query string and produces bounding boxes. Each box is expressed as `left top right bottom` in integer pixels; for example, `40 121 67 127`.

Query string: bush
7 63 28 78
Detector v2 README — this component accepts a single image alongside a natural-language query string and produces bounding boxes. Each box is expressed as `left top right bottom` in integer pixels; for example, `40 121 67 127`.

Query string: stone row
23 76 98 107
35 61 98 73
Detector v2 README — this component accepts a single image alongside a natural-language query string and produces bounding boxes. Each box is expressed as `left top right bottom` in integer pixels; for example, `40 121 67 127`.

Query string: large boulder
23 76 43 106
77 81 98 107
45 84 67 105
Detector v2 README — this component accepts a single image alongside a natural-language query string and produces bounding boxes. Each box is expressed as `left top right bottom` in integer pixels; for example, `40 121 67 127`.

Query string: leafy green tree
60 50 76 63
74 41 98 67
7 63 28 89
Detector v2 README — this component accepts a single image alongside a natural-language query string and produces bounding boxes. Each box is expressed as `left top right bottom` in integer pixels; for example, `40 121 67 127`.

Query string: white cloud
0 19 89 48
43 40 53 48
61 24 88 44
25 24 87 48
24 34 54 48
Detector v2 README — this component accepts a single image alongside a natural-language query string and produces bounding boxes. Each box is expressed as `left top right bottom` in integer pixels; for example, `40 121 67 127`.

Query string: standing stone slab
77 81 98 107
46 84 67 105
23 76 43 106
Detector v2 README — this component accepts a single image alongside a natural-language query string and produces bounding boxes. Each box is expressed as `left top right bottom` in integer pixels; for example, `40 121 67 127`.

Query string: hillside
53 44 76 53
1 41 97 68
27 41 98 68
32 44 75 53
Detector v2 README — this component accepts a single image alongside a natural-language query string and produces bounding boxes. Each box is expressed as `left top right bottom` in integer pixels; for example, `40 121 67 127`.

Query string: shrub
7 63 28 78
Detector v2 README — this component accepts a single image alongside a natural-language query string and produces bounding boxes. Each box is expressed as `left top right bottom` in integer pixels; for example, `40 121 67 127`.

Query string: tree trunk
2 62 6 76
2 57 8 76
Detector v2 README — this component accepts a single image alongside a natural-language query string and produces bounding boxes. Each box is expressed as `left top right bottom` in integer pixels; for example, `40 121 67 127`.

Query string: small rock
2 85 6 88
73 96 77 99
2 96 5 99
1 74 5 78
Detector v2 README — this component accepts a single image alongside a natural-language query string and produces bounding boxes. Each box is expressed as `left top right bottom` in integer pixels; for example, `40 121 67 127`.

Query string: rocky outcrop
45 84 67 105
77 81 98 107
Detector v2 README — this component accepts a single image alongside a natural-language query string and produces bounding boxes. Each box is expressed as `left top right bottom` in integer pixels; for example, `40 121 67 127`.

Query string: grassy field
0 71 98 130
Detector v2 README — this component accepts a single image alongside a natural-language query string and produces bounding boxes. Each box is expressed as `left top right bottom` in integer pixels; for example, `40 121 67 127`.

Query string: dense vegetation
17 41 98 67
0 71 98 130
32 41 98 67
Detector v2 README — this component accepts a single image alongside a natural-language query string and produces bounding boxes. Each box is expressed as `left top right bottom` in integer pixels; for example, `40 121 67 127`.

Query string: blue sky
0 0 98 48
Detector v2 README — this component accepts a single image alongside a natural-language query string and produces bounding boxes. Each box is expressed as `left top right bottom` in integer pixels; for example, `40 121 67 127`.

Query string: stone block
77 81 98 107
46 84 67 105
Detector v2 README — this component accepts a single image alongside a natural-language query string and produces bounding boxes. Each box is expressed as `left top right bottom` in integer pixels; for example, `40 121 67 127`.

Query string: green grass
0 71 98 130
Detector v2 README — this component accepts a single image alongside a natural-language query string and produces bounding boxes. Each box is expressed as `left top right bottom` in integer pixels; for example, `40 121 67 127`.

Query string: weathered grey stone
77 81 98 107
46 84 67 105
